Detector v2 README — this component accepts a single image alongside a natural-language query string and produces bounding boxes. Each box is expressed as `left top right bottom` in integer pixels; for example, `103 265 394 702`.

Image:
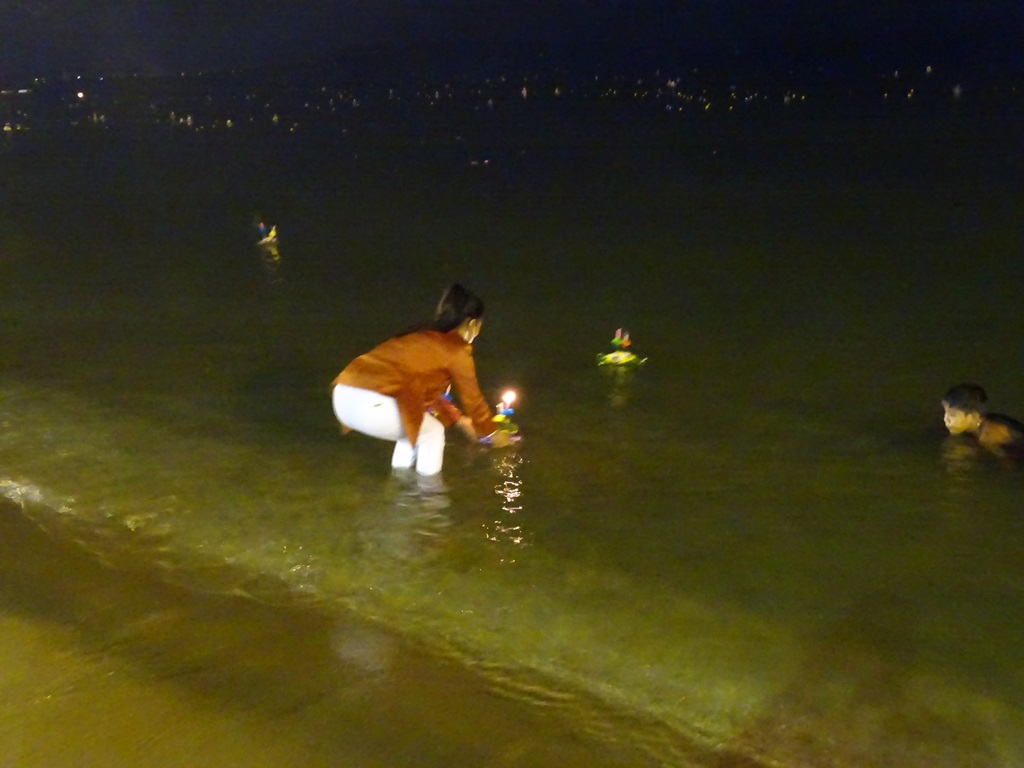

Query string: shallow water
2 97 1024 765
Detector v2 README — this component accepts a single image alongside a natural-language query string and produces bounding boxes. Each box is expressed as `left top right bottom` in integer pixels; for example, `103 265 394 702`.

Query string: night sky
2 1 1022 82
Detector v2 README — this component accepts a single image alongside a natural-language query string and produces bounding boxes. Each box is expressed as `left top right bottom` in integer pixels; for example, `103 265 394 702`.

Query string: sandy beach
0 503 667 768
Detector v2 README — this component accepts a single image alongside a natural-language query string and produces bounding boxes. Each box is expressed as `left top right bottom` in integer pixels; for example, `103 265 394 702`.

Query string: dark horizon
4 38 1022 94
2 2 1022 85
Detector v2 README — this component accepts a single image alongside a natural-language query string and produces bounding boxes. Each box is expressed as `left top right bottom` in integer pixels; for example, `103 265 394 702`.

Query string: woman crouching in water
331 283 510 477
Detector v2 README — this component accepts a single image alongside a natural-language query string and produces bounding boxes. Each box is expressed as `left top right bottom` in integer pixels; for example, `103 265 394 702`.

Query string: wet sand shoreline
0 501 747 767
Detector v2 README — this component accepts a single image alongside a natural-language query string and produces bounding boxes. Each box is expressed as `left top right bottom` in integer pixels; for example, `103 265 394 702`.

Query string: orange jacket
332 329 494 446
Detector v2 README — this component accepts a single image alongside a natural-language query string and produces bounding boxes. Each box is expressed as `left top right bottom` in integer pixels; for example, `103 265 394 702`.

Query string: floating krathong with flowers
597 328 647 367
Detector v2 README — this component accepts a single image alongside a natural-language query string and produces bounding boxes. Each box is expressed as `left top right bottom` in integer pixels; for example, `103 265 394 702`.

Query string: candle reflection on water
485 452 530 563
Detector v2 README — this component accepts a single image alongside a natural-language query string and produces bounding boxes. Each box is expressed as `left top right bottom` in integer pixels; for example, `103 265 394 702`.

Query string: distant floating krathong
597 328 647 367
257 223 278 245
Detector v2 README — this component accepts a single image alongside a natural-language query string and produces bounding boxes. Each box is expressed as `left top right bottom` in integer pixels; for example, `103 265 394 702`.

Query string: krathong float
597 328 647 368
483 389 522 444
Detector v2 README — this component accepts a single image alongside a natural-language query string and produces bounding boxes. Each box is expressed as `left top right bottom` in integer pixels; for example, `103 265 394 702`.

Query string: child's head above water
942 382 988 435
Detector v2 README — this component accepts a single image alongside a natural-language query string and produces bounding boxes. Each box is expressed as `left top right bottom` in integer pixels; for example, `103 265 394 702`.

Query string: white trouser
332 384 446 475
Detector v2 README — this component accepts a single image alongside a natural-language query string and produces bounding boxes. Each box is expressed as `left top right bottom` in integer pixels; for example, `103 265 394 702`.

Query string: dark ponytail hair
431 283 485 332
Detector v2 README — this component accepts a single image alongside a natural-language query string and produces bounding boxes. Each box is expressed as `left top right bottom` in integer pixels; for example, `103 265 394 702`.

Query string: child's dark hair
942 383 988 414
432 283 485 333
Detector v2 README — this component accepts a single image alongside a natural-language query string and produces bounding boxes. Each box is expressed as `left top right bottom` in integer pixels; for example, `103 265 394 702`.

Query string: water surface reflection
485 451 530 563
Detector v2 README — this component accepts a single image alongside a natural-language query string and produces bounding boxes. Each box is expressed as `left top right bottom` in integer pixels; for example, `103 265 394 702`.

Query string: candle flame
501 390 517 406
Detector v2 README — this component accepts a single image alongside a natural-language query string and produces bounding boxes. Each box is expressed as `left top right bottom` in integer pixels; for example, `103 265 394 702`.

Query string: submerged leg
391 439 416 469
414 413 446 476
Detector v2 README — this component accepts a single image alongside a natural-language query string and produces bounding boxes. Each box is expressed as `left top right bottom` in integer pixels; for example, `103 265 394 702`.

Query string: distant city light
0 62 1015 140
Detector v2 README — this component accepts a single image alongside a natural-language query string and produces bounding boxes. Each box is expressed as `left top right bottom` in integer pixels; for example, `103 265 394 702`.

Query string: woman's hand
462 418 513 448
457 416 478 441
487 429 511 448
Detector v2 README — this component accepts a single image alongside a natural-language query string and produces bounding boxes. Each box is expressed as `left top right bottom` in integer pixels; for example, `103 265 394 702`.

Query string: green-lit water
2 99 1023 765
